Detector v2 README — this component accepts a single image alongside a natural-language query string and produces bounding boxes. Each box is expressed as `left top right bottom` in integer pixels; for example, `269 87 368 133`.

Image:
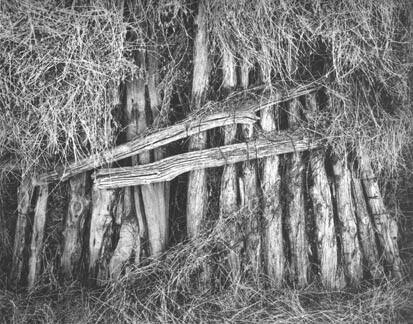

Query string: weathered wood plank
141 51 169 257
27 184 48 289
108 65 145 279
351 174 384 280
94 133 320 189
10 176 34 286
88 186 115 276
260 56 284 287
239 58 261 279
310 150 343 289
359 153 402 279
285 98 309 288
305 93 343 289
219 48 240 282
332 158 363 285
61 173 90 279
187 0 210 239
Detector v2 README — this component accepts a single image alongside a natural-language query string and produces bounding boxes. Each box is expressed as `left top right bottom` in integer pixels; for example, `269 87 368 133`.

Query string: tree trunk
358 153 402 279
332 158 363 285
219 48 240 283
239 59 260 279
27 184 48 289
187 1 209 238
260 58 284 287
10 176 34 286
286 98 309 288
305 93 343 289
61 173 90 279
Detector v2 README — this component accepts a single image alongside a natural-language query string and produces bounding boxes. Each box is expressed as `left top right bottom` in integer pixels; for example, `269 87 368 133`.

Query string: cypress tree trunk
186 1 209 238
260 57 284 287
286 98 309 288
10 176 34 286
61 173 89 279
332 158 363 285
27 184 48 289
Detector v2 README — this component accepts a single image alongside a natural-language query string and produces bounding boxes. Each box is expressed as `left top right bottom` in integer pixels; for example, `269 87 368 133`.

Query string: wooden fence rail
94 132 321 189
34 83 320 185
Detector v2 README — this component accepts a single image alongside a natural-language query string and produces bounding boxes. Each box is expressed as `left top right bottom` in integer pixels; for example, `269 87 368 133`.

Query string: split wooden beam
35 83 319 185
36 112 258 184
94 132 321 189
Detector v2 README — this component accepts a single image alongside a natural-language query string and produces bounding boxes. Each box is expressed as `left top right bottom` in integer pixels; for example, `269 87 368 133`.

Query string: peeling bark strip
35 82 319 185
359 153 402 279
239 58 260 278
305 93 342 289
89 186 115 276
187 1 209 238
219 48 240 282
10 176 34 285
286 98 309 288
332 158 363 285
61 173 90 279
27 184 48 289
351 175 384 280
95 134 320 189
310 151 342 289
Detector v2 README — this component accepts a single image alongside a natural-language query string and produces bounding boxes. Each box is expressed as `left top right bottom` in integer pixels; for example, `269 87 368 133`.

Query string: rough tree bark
61 173 90 279
219 48 240 282
10 176 34 286
286 98 309 288
305 94 343 289
260 58 284 287
186 1 209 238
332 158 363 285
359 153 402 279
239 59 260 279
27 184 48 289
351 174 384 280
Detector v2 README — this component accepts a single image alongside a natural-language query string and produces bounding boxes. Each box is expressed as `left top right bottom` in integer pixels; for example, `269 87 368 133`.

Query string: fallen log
94 132 321 189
